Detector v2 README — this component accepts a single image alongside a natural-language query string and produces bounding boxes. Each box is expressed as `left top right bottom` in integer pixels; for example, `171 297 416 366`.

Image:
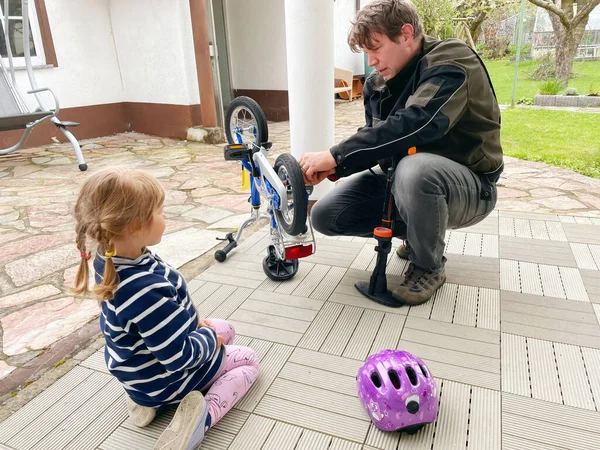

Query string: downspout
107 0 127 129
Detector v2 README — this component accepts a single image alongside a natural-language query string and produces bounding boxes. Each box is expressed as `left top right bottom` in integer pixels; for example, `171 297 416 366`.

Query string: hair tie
80 252 91 260
105 250 116 258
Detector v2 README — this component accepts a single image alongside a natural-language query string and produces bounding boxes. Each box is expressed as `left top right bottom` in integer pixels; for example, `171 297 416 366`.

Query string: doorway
205 0 233 127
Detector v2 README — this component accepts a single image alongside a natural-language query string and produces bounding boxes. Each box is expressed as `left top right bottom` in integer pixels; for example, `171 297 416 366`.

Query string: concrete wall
225 0 288 90
13 0 365 108
334 0 363 75
14 0 122 110
108 0 199 105
225 0 364 90
12 0 200 111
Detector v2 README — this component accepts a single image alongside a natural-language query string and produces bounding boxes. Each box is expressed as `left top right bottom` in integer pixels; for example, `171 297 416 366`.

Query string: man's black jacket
330 35 503 182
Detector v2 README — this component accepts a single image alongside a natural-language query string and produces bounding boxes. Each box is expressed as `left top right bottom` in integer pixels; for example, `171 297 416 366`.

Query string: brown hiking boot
392 261 446 306
396 240 410 259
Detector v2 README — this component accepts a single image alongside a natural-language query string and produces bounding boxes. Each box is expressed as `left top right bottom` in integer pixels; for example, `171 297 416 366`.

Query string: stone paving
2 193 600 448
0 100 600 408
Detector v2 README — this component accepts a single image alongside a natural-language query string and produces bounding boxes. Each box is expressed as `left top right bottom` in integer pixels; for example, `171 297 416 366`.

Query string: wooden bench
334 67 353 101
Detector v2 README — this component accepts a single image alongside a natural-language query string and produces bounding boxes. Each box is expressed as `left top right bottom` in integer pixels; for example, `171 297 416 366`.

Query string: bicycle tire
224 96 268 146
273 153 307 236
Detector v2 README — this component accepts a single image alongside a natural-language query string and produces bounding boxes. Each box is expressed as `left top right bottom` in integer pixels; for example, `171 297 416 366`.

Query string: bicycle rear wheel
274 153 307 236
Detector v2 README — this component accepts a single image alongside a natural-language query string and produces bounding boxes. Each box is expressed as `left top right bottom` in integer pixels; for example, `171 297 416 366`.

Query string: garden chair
0 0 87 170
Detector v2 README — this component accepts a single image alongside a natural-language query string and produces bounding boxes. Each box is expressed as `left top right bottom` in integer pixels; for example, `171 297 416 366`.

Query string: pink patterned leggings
201 319 260 426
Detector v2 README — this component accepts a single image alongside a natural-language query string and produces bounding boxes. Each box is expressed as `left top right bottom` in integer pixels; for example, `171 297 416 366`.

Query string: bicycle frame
240 144 289 221
217 95 315 274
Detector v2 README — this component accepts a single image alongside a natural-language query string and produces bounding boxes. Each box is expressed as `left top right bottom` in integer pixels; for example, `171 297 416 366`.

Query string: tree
528 0 600 82
457 0 520 42
412 0 456 39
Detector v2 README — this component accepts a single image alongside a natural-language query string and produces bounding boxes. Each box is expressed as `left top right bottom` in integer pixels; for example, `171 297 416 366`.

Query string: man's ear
400 24 415 43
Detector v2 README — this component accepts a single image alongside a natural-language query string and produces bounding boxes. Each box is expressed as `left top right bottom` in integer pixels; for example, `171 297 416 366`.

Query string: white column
284 0 334 200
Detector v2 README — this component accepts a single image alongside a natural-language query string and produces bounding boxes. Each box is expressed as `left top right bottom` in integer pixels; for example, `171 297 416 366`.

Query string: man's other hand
299 151 337 185
303 169 336 186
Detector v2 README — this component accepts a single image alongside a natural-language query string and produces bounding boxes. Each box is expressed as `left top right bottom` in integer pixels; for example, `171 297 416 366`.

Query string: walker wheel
263 245 298 281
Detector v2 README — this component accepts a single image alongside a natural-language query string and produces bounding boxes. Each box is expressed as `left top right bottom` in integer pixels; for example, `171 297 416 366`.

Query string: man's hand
298 151 337 185
217 335 224 348
303 169 336 186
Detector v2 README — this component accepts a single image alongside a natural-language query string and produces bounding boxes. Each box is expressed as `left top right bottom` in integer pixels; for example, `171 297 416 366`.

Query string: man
299 0 503 306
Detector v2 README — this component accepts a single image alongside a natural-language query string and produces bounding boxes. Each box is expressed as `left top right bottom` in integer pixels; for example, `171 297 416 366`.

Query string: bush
528 55 556 80
517 97 534 105
589 83 600 96
480 22 511 60
477 43 493 60
508 43 532 59
413 0 455 40
539 78 564 95
565 87 579 96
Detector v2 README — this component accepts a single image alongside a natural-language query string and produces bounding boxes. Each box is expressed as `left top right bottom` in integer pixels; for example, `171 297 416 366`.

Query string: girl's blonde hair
72 167 165 302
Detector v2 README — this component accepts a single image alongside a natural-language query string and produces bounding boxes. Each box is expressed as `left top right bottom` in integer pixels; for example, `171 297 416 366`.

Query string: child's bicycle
214 96 315 281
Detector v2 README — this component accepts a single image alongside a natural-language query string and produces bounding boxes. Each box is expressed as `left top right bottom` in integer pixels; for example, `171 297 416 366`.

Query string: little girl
72 167 259 450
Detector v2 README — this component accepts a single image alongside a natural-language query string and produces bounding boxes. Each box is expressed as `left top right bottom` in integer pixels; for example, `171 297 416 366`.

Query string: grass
501 108 600 178
485 59 600 104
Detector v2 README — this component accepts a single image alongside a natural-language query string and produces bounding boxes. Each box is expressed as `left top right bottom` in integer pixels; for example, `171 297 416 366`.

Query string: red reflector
284 244 313 260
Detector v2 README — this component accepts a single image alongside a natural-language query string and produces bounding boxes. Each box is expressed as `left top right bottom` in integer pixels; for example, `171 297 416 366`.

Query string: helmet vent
406 366 418 386
419 364 429 378
388 369 401 389
370 372 382 388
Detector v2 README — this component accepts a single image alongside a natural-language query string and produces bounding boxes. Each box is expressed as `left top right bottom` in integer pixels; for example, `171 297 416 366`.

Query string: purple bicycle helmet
357 349 438 433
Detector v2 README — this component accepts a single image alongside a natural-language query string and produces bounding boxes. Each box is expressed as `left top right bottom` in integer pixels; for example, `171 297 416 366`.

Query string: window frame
1 0 56 67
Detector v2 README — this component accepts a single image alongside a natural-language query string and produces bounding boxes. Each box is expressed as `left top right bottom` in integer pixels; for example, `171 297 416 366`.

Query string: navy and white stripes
95 249 225 407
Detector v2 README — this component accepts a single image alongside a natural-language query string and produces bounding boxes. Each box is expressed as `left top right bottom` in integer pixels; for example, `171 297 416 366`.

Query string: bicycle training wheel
273 153 307 236
263 245 299 281
225 96 268 146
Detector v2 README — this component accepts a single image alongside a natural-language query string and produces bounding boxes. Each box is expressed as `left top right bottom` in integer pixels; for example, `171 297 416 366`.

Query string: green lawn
501 108 600 178
485 59 600 104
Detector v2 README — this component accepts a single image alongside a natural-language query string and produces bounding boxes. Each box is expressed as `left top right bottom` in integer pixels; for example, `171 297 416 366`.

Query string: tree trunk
469 12 487 43
554 20 588 82
543 0 593 83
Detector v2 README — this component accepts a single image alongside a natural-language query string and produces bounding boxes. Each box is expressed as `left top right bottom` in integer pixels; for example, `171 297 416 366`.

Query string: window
0 0 46 66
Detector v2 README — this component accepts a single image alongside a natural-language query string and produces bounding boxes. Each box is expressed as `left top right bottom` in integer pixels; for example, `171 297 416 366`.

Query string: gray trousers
311 153 497 270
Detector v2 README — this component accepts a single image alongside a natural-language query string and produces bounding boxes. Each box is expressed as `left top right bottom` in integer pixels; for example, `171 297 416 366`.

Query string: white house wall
108 0 200 105
225 0 288 90
13 0 200 112
225 0 363 91
334 0 364 75
16 0 364 109
14 0 123 110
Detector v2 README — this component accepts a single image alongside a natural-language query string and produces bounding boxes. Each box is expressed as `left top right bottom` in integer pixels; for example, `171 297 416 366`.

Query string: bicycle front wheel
225 96 268 146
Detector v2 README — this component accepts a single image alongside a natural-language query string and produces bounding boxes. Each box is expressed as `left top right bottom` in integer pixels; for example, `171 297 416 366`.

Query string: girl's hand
198 319 216 331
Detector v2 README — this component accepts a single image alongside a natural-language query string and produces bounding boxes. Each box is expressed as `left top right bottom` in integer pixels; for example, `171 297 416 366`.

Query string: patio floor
1 100 600 449
1 209 600 449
